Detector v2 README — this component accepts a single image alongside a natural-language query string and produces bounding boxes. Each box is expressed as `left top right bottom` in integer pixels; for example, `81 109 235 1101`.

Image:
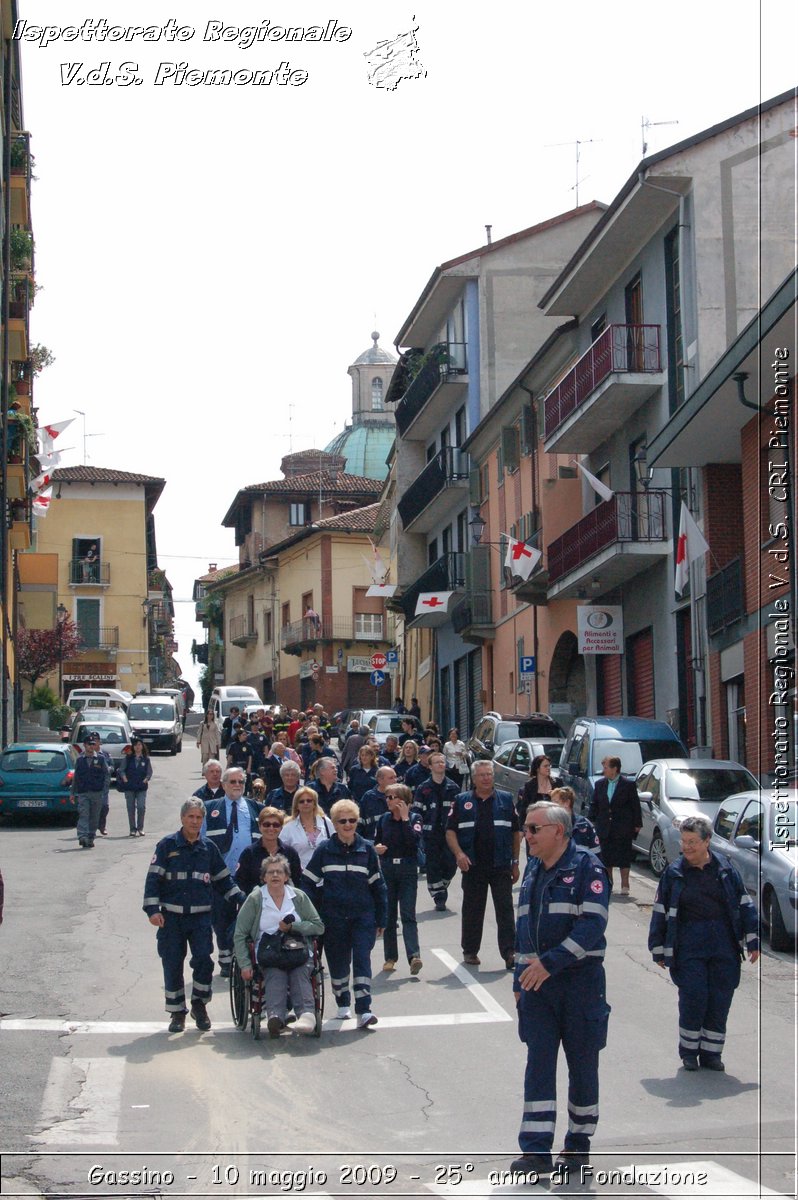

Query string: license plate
142 738 155 743
17 799 48 808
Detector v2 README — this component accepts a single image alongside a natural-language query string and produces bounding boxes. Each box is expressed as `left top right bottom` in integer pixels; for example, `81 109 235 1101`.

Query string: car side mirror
733 834 761 853
638 790 654 807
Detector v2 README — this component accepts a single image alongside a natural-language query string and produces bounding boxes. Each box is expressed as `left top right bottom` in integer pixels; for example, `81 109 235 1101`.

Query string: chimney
209 562 217 572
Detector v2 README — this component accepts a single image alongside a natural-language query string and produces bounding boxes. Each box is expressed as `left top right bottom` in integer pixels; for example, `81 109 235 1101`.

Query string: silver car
634 758 758 876
68 708 134 773
491 738 566 797
711 789 797 952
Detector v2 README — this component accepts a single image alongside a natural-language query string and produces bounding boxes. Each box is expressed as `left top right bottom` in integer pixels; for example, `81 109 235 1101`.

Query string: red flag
674 502 709 595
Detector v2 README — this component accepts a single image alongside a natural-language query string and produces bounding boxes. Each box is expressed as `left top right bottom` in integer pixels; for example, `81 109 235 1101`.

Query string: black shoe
555 1150 591 1169
219 963 231 978
700 1057 725 1072
434 897 447 911
168 1011 186 1033
510 1153 553 1176
505 954 516 970
190 1000 211 1031
268 1016 284 1039
86 841 95 848
78 838 87 848
682 1054 700 1071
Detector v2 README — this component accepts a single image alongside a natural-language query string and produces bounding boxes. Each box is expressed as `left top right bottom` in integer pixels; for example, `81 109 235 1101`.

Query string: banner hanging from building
577 605 624 654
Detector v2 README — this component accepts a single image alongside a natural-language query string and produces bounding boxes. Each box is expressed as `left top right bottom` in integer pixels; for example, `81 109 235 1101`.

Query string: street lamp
469 508 487 546
56 603 68 702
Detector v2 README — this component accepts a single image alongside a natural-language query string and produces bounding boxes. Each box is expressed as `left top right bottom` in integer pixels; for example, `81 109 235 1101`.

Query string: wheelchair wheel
311 951 325 1037
251 973 264 1040
252 1009 261 1040
229 957 249 1031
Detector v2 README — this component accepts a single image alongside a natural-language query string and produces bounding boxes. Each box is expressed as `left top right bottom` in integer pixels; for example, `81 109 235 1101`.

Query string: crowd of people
138 702 761 1177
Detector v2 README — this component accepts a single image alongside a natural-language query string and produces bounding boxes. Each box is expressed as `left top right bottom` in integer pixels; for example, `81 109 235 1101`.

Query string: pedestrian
234 805 303 892
588 756 642 895
395 739 419 781
510 800 611 1176
408 697 421 719
445 759 520 968
516 754 555 823
310 756 351 816
357 765 397 842
220 705 240 751
380 734 400 766
398 717 422 748
393 696 407 715
443 727 469 786
301 731 338 779
117 736 153 837
346 744 378 803
340 724 370 775
302 798 387 1028
279 787 335 869
201 767 262 976
405 744 432 791
193 759 225 804
95 740 114 837
196 709 221 766
266 761 302 812
227 726 253 790
143 797 244 1032
412 751 459 910
550 786 601 855
374 783 423 976
648 814 759 1072
71 733 110 849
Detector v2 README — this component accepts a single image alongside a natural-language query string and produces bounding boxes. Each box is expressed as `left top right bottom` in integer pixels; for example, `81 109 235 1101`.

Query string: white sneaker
336 1006 352 1020
357 1011 378 1029
293 1012 316 1034
620 886 630 896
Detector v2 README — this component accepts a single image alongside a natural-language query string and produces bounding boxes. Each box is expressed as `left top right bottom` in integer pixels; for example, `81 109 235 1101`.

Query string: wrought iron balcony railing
69 559 110 585
544 324 661 440
397 446 469 529
395 342 468 437
78 627 119 650
229 614 258 644
451 593 493 635
547 490 667 584
397 552 467 622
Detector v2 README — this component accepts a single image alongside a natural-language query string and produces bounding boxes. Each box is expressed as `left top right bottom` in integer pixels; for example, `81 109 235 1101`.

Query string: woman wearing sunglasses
280 786 334 869
234 806 302 894
301 799 387 1029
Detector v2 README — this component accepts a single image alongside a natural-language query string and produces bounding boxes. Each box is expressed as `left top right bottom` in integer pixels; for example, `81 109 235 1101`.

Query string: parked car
126 696 183 755
558 716 688 812
68 709 133 773
367 712 424 749
490 738 565 792
150 687 186 727
66 687 130 713
209 686 264 732
467 712 566 763
710 789 797 952
0 743 79 820
633 758 758 876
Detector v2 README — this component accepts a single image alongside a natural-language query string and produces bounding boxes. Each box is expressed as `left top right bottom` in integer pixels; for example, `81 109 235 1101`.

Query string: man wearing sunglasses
201 767 263 976
510 800 610 1179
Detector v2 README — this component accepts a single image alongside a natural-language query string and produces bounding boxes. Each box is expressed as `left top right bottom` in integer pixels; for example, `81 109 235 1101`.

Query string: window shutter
466 544 491 593
520 405 534 455
502 425 520 473
469 466 481 504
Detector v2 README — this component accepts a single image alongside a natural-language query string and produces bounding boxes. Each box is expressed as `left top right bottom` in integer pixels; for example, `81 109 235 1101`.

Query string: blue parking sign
519 655 536 677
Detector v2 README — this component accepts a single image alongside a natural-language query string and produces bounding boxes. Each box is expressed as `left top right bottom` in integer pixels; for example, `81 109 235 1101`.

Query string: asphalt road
0 746 795 1199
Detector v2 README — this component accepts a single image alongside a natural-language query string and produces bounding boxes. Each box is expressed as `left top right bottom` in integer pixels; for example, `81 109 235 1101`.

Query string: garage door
597 654 622 714
627 628 655 719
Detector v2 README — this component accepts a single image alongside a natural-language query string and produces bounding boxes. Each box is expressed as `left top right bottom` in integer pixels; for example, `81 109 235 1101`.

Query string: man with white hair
266 760 302 812
201 766 262 976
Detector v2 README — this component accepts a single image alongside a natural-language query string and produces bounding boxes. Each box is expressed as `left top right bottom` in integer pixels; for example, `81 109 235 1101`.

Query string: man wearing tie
202 767 262 975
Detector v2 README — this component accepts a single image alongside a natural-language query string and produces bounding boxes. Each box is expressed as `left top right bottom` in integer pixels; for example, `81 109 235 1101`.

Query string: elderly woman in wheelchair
233 853 324 1037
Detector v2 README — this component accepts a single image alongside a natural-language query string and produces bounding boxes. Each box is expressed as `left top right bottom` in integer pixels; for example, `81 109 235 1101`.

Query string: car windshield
78 726 126 744
592 739 683 776
374 716 406 735
128 703 173 720
1 749 66 771
668 768 757 802
769 800 797 848
539 743 563 766
519 719 565 739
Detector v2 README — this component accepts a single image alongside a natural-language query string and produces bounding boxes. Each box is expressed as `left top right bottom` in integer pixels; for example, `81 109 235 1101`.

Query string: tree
17 619 82 691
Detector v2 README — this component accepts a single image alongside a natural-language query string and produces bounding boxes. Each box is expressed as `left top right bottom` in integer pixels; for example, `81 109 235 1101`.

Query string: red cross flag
415 591 453 616
38 418 74 455
674 501 709 596
366 583 398 598
32 487 53 516
504 534 542 582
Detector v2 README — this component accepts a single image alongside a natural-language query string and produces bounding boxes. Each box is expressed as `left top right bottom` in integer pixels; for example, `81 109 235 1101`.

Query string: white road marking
637 1160 786 1197
2 948 513 1037
33 1057 125 1146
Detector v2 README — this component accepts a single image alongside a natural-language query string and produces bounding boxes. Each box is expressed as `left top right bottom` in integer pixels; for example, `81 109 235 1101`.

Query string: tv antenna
641 116 679 156
545 138 600 207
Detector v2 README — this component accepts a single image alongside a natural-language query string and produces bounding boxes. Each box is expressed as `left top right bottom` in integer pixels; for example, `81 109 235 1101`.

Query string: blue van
559 716 687 812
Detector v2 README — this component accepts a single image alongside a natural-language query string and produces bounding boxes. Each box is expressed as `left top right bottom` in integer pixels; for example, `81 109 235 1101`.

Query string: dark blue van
559 717 687 812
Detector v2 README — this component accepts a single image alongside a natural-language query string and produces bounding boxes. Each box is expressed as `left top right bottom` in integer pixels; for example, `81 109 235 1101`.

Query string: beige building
26 466 169 699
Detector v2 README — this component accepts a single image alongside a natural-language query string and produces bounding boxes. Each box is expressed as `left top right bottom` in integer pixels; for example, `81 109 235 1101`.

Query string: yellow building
29 467 168 700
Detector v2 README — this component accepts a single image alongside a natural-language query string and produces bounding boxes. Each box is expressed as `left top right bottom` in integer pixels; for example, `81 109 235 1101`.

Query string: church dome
323 422 394 481
353 331 397 366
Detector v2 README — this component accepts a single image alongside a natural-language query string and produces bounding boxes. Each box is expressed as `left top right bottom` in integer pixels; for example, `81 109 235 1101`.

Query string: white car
126 696 183 755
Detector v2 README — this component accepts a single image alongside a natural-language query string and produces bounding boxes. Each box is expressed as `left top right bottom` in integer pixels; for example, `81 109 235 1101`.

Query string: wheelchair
229 938 325 1040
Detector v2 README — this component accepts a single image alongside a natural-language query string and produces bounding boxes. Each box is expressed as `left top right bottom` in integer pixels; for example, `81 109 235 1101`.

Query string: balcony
451 593 494 644
547 490 669 600
69 559 110 586
9 133 32 227
707 558 744 637
397 552 467 626
281 616 387 655
80 627 120 650
395 342 468 441
229 614 258 647
543 324 663 453
397 446 470 533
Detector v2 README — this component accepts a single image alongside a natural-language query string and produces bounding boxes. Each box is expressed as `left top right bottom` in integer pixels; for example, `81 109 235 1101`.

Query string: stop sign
370 652 387 669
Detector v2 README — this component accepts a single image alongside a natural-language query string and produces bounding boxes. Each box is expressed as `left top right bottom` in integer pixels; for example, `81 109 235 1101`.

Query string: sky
18 0 798 700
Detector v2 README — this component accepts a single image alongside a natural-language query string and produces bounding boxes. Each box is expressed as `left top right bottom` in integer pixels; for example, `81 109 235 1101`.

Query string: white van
66 687 131 713
210 686 264 731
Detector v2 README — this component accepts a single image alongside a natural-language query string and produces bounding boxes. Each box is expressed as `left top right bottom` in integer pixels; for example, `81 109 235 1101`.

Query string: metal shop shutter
627 628 655 719
468 649 483 738
597 654 622 715
454 656 469 738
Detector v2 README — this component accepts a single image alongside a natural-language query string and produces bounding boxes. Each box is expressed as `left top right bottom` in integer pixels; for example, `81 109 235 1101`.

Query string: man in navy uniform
412 751 459 910
72 732 111 848
143 798 243 1032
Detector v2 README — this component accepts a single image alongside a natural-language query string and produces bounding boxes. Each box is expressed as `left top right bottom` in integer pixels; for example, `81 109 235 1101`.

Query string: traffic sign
519 655 536 678
370 670 386 687
386 649 399 664
370 652 387 669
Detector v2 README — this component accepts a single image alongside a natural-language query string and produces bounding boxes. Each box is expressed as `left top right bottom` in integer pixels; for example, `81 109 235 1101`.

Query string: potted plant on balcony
29 344 54 376
9 228 33 272
9 139 35 176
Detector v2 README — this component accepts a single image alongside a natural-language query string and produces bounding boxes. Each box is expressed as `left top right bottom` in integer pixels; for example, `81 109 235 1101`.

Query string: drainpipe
1 39 14 748
519 383 542 710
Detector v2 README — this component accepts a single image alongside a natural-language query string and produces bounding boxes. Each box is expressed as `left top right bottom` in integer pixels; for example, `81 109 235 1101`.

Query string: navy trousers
424 838 456 905
518 963 610 1154
381 861 420 963
156 914 214 1013
211 892 238 969
670 919 741 1063
461 866 515 958
324 914 376 1014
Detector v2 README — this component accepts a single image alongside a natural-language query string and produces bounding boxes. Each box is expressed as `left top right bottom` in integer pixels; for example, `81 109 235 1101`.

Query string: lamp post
56 603 68 702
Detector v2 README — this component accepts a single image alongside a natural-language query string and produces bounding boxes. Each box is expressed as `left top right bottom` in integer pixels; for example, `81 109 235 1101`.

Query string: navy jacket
413 775 460 841
72 751 110 794
234 838 303 893
357 787 389 842
117 753 152 791
310 778 351 816
589 776 642 843
648 851 760 965
514 839 609 977
447 788 516 868
302 833 387 927
203 795 262 857
142 830 242 917
347 765 377 803
375 810 421 862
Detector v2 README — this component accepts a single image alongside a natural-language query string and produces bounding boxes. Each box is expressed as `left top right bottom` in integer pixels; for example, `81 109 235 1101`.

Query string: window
501 426 520 473
263 610 273 643
371 377 384 411
714 795 748 842
590 314 607 343
520 405 535 456
281 602 290 628
289 502 308 526
664 226 685 410
71 537 103 584
76 598 100 648
455 406 466 446
428 538 438 566
736 799 764 843
354 612 384 639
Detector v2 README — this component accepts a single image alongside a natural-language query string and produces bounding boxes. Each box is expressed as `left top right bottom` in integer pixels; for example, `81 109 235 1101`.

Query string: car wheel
169 740 177 756
175 739 182 755
648 830 668 877
767 889 793 952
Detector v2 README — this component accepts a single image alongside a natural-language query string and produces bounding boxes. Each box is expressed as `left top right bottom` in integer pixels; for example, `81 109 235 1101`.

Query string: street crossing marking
34 1057 125 1146
639 1160 785 1196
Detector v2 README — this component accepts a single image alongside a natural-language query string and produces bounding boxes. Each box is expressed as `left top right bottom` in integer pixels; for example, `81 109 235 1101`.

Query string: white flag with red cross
503 535 542 581
366 583 397 598
32 487 53 516
38 418 74 455
674 501 709 595
415 591 454 616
